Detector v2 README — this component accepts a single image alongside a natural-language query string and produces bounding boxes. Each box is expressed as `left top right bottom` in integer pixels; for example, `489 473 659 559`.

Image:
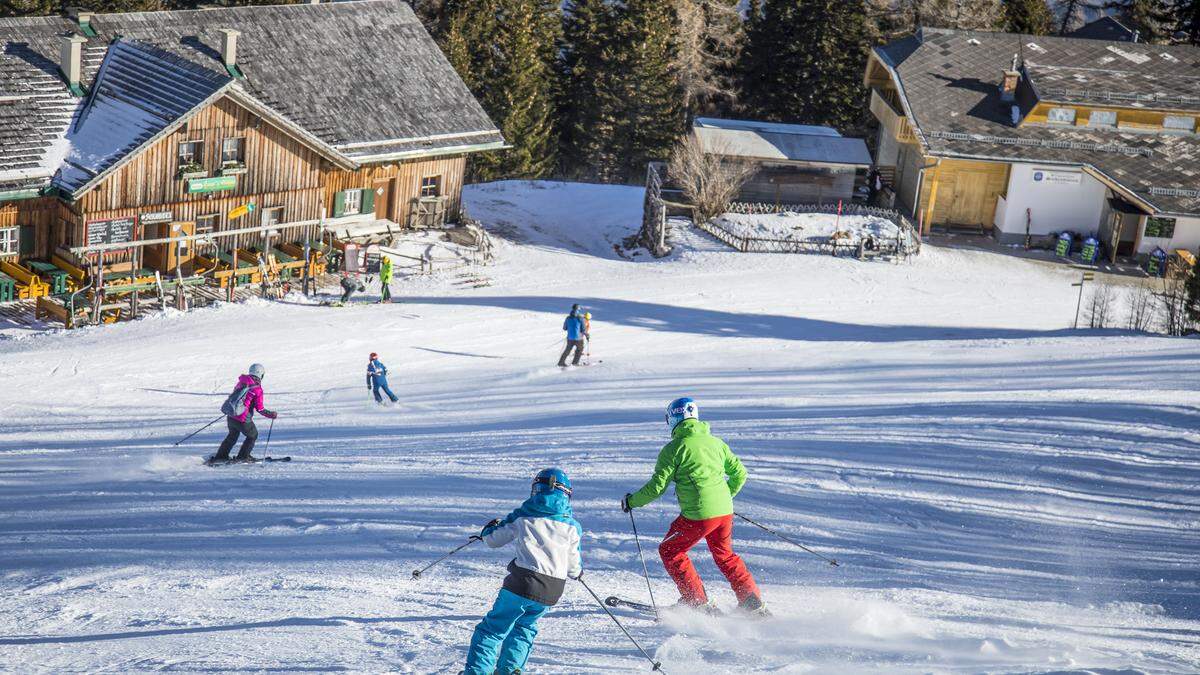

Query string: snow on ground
712 211 900 245
1 180 1198 673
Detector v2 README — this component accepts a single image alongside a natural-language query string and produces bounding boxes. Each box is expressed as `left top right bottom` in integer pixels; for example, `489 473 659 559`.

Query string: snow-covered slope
1 181 1197 673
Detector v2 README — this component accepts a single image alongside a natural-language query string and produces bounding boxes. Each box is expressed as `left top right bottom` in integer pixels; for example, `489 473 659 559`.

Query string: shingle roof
876 28 1200 216
0 0 503 194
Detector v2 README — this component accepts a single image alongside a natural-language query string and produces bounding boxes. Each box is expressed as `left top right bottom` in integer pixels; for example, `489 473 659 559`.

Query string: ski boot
738 594 772 619
671 597 722 616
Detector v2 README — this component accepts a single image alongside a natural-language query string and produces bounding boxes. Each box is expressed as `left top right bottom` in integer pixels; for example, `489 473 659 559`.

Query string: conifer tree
560 0 622 178
610 0 685 180
1002 0 1055 34
738 0 872 132
0 0 57 16
1177 0 1200 44
1104 0 1173 42
442 0 561 180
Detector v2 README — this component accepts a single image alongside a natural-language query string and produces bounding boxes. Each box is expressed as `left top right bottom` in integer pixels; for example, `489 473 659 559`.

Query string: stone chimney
60 33 87 94
219 28 240 69
1000 53 1020 103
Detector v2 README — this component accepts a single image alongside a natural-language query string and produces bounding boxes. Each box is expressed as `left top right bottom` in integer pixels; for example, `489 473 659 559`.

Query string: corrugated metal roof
694 124 872 166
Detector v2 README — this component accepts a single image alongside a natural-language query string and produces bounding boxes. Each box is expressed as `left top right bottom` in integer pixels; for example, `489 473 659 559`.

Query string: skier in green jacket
622 397 766 615
379 255 394 304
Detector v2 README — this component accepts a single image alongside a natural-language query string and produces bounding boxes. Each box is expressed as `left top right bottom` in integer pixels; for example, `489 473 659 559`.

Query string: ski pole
628 509 658 617
411 536 481 579
734 512 839 567
574 573 664 672
173 415 224 446
264 417 275 453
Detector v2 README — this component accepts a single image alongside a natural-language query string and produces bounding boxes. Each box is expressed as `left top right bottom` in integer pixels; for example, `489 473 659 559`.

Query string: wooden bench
0 260 49 299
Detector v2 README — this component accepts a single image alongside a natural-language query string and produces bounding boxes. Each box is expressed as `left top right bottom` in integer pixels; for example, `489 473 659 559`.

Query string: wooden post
923 164 941 235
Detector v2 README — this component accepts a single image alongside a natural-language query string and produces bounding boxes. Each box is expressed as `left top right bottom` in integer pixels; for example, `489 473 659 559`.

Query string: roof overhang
349 140 509 164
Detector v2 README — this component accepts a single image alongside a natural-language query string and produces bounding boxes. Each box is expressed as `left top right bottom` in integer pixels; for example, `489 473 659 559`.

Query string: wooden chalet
0 1 502 317
865 22 1200 264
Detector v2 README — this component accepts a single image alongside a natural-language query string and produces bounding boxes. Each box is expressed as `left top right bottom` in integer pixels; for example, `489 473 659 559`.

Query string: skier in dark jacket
557 304 588 367
366 352 399 404
212 363 278 463
339 272 362 304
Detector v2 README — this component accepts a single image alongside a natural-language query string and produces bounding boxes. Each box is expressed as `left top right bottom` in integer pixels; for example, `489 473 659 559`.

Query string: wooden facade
918 159 1012 230
2 94 470 270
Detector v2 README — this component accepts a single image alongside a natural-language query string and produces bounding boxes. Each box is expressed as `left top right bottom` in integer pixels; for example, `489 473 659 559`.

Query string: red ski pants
659 514 759 605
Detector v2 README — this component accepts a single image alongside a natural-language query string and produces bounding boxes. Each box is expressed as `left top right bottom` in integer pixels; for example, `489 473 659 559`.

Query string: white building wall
1138 216 1200 255
997 164 1108 240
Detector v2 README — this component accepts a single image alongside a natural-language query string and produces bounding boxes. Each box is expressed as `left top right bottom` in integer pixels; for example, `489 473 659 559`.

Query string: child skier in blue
464 468 582 675
366 352 398 404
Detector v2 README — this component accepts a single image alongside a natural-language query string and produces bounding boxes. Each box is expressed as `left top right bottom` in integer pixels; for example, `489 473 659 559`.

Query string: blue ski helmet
666 397 699 430
531 468 572 498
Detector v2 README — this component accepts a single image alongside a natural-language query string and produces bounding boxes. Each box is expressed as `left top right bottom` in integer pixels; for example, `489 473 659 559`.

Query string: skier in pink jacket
212 363 278 463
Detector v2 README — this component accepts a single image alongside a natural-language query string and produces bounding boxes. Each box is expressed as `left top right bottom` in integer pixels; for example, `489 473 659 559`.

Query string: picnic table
26 260 71 295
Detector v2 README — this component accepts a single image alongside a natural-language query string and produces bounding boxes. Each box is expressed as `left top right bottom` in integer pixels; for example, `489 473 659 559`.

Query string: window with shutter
360 188 375 215
333 191 347 217
18 225 34 256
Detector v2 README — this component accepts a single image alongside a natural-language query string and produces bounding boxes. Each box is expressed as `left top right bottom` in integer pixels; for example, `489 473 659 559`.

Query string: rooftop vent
59 33 87 97
68 7 97 37
999 53 1020 104
219 28 243 78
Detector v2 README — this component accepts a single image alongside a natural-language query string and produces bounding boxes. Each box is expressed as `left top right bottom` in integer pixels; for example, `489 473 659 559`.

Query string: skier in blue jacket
366 352 398 404
557 304 588 367
464 468 583 675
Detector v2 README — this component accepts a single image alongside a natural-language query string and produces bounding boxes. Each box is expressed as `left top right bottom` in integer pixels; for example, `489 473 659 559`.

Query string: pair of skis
204 456 291 466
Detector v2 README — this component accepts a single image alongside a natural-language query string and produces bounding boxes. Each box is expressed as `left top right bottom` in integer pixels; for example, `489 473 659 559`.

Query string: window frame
420 175 442 198
1163 115 1196 133
343 189 362 215
261 206 285 227
221 137 245 164
1046 107 1077 125
177 140 203 168
1087 110 1117 128
0 226 18 255
195 213 219 235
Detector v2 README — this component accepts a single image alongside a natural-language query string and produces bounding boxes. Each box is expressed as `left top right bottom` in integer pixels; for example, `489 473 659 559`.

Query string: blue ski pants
463 588 548 675
371 375 398 403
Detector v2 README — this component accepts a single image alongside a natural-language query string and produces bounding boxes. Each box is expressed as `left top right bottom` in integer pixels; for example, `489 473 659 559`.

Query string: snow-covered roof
693 118 872 166
55 39 233 195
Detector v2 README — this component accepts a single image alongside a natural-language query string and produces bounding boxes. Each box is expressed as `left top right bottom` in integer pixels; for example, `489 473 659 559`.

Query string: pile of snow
1 180 1198 673
713 211 902 245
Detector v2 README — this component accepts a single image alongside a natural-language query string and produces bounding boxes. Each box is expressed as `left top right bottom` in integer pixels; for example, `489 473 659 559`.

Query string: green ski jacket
628 418 747 520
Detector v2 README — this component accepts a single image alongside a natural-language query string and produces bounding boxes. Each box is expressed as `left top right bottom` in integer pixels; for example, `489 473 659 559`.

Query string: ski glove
568 569 583 581
262 410 278 419
479 518 503 537
621 494 633 513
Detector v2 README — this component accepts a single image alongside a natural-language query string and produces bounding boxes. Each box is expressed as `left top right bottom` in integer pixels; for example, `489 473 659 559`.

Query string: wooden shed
691 118 873 206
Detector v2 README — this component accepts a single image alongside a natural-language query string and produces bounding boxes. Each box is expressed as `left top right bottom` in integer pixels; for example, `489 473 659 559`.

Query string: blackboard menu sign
365 250 382 274
86 217 137 247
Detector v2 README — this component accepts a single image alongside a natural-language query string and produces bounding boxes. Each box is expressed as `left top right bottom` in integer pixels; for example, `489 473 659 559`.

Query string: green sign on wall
187 175 237 194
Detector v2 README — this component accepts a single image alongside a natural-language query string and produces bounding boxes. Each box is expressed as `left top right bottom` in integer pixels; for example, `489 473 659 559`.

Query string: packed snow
1 180 1197 673
712 211 902 246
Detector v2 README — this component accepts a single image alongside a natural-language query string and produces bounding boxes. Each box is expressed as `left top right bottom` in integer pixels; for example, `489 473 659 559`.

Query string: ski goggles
532 475 573 498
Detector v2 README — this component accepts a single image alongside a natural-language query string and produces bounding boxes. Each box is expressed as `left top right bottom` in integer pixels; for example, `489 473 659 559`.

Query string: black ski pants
215 416 258 460
558 339 584 366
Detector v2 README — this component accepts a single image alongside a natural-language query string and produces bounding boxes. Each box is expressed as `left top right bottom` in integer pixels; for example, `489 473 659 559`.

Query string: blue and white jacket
366 359 389 386
481 491 582 606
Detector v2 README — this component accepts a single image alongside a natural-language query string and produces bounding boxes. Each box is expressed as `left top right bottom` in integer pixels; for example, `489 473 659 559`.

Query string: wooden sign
140 210 173 225
86 216 137 247
228 203 255 220
187 175 237 194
